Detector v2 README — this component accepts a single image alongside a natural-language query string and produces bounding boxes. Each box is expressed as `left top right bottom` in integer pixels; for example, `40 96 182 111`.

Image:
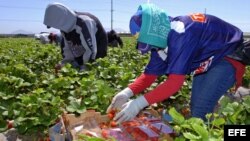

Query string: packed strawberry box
49 109 174 141
104 114 174 141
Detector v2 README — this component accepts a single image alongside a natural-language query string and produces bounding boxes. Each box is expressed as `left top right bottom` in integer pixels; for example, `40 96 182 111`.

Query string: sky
0 0 250 34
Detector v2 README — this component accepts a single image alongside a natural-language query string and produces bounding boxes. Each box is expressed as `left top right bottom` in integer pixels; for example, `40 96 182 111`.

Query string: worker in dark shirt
48 32 62 46
44 2 108 72
107 29 123 48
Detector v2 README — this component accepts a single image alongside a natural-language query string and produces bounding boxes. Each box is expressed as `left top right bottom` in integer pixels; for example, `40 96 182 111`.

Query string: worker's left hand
114 96 149 124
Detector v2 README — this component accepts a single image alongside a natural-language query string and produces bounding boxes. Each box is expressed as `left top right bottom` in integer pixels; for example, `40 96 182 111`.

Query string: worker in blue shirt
107 3 245 123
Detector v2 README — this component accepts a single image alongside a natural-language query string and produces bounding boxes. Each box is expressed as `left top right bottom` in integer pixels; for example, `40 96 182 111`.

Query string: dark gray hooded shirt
43 3 98 65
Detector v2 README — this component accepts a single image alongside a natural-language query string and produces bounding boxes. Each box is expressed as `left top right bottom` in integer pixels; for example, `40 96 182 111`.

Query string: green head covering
138 3 170 49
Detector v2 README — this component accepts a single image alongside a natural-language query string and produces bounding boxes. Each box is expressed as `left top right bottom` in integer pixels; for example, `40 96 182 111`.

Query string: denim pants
191 59 236 120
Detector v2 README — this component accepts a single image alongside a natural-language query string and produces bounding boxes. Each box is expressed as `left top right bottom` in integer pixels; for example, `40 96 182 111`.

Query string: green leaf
192 124 209 141
2 111 8 116
183 132 201 140
0 94 15 100
242 96 250 112
169 107 185 124
84 99 91 105
0 120 8 132
66 105 76 113
174 136 186 141
187 117 204 125
77 134 106 141
210 128 223 137
208 137 223 141
211 118 225 127
90 95 97 101
76 108 86 114
181 124 195 132
0 106 6 111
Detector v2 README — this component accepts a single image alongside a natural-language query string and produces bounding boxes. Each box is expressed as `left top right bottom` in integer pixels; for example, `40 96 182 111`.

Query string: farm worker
107 29 123 48
39 33 49 44
107 3 246 123
48 32 62 46
43 2 108 72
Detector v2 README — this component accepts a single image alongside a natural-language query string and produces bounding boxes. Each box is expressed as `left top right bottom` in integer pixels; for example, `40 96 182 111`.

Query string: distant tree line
0 34 34 38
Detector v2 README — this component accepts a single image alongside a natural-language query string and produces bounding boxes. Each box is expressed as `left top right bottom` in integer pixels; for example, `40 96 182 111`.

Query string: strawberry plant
1 37 250 141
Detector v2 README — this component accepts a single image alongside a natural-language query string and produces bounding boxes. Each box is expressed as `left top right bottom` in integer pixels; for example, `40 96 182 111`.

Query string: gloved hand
234 86 250 98
114 96 149 124
106 88 133 113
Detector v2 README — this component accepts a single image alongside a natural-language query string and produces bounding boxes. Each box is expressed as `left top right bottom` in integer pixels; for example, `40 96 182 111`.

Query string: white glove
114 96 149 124
234 86 250 98
106 88 133 113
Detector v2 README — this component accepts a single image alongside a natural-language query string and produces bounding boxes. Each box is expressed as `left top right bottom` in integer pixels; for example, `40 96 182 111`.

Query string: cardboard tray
49 109 174 141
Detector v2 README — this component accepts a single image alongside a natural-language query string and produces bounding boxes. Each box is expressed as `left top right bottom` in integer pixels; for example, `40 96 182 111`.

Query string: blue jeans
191 59 235 120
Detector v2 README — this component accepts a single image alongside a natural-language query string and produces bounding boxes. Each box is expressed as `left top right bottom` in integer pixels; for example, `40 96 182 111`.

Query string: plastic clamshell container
149 122 174 134
131 125 159 141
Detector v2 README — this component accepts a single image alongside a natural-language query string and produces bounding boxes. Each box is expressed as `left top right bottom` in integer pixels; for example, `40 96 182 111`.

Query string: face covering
137 42 152 55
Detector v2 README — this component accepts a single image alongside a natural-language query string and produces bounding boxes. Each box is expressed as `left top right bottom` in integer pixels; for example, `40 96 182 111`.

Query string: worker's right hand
54 64 63 73
234 86 250 98
106 87 134 113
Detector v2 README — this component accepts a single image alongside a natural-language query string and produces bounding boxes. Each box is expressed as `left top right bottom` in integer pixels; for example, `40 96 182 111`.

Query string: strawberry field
0 37 250 140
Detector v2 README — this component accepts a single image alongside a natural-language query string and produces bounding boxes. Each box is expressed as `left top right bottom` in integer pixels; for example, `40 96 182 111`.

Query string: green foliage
1 37 250 141
0 37 149 135
77 134 110 141
218 95 250 124
169 94 250 141
169 108 224 141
